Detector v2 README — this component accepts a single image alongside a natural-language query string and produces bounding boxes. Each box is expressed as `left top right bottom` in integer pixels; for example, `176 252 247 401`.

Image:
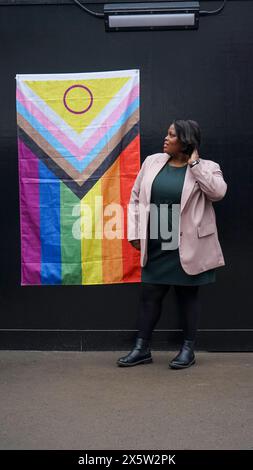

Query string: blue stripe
39 160 62 284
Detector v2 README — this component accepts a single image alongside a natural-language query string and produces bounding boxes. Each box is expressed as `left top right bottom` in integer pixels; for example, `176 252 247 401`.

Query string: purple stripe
18 137 41 285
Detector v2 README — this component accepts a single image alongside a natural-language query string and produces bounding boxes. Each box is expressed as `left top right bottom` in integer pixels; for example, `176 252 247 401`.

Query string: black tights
137 282 201 342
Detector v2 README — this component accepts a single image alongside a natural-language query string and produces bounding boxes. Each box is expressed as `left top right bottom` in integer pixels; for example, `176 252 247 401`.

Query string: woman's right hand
129 239 141 251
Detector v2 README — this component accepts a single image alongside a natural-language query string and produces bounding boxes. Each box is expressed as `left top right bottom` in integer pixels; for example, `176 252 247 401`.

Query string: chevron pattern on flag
16 70 141 285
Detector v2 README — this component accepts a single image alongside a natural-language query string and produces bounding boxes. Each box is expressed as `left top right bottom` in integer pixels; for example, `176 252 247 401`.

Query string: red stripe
120 134 141 283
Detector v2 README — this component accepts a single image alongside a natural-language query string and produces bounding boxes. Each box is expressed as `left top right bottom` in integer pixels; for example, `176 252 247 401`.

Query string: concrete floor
0 351 252 450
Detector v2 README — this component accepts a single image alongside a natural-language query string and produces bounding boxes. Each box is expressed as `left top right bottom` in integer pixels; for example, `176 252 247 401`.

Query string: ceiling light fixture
72 1 227 32
104 2 200 32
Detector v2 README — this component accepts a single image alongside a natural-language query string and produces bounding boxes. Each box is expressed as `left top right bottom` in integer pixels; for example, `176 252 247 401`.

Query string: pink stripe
17 83 139 161
18 138 41 285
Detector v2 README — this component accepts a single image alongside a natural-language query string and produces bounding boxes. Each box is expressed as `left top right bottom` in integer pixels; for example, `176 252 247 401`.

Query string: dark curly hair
173 119 201 156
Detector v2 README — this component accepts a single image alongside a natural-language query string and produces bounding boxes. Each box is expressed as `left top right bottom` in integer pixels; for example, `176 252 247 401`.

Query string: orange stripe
120 135 141 282
101 157 123 284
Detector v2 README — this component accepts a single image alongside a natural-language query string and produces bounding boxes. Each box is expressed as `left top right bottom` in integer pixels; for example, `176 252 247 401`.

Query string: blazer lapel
180 161 198 213
144 153 198 214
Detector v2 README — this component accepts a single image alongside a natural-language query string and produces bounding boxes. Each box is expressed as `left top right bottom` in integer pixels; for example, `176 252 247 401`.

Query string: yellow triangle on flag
24 77 131 134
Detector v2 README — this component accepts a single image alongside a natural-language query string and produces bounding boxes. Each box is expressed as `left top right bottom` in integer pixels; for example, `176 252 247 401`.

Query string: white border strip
15 69 140 81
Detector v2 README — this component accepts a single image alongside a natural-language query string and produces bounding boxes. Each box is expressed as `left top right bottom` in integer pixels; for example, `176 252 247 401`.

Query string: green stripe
60 182 82 285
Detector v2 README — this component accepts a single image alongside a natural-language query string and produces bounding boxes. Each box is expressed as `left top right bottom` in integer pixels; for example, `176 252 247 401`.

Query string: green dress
141 162 216 285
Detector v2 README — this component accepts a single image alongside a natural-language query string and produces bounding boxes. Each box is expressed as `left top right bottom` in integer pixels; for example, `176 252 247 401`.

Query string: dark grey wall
0 1 252 350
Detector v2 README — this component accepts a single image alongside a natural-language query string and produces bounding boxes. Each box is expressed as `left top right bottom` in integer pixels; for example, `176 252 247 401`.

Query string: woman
117 119 227 369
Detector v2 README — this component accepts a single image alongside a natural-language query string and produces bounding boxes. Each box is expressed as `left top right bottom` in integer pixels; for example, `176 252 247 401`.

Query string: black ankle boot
168 339 195 369
116 337 153 367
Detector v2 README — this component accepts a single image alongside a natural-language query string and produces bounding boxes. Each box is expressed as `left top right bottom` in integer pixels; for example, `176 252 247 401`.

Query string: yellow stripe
81 180 103 284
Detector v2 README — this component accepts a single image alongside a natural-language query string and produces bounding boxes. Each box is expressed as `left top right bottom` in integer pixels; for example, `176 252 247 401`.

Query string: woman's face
163 124 183 155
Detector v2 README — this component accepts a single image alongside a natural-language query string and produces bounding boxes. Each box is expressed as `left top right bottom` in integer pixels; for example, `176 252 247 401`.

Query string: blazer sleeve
127 156 149 241
189 160 227 202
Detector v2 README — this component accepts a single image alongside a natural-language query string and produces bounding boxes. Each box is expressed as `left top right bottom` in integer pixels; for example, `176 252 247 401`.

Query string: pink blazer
127 153 227 275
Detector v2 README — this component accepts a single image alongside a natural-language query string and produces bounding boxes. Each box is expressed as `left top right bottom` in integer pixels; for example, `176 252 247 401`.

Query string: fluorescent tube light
104 2 200 32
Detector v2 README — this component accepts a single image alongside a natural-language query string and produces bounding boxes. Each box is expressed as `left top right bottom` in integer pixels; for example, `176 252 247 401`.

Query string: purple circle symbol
63 84 93 114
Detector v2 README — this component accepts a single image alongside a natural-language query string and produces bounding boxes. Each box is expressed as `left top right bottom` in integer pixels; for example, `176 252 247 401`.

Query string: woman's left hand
188 149 200 165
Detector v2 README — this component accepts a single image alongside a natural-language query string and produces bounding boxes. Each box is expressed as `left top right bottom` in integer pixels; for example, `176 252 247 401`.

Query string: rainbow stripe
16 71 141 285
